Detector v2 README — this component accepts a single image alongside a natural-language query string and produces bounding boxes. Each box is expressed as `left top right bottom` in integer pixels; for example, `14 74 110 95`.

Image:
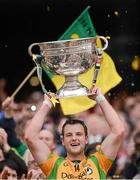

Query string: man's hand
43 94 53 109
89 86 103 100
44 92 59 107
2 96 14 118
89 86 106 105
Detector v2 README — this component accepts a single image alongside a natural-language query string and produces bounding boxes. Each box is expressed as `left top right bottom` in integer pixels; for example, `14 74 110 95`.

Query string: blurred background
0 2 140 179
0 0 139 100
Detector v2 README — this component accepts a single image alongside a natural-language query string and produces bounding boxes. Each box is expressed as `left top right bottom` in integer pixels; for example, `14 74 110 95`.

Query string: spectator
0 97 27 157
0 128 27 179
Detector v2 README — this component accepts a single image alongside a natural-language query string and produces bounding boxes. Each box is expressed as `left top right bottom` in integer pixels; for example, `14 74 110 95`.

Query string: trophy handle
97 36 108 51
28 43 40 57
92 36 108 87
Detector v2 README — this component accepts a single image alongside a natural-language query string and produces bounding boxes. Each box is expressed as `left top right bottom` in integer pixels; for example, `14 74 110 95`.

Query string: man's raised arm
24 94 53 164
89 86 125 160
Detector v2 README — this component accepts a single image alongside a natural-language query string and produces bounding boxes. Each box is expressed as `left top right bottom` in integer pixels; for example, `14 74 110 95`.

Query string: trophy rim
37 36 96 45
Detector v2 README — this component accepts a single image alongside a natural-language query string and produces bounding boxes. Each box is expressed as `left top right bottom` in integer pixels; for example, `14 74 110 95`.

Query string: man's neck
67 153 85 161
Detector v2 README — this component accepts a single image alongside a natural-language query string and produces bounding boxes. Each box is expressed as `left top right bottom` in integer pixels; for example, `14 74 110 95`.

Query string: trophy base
55 75 92 99
56 86 91 99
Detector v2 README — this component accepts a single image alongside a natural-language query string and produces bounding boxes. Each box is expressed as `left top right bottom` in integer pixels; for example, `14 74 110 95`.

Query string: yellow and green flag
42 6 122 115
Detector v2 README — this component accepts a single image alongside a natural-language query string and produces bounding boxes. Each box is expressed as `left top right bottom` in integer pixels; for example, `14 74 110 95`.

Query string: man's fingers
89 86 103 101
91 86 98 95
44 92 56 100
91 86 102 96
27 170 32 180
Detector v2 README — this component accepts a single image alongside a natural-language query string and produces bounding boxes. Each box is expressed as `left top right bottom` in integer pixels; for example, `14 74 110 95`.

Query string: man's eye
77 133 83 136
66 134 72 137
13 174 17 177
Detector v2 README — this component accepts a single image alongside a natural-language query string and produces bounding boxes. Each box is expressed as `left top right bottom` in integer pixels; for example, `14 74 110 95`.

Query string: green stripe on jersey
48 157 64 179
90 156 106 179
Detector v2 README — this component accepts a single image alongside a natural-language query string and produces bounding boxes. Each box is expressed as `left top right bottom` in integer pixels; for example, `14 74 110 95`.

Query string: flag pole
11 66 37 98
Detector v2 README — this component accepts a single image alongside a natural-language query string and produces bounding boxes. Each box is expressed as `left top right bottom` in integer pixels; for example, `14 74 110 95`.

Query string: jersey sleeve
93 149 113 175
38 153 59 177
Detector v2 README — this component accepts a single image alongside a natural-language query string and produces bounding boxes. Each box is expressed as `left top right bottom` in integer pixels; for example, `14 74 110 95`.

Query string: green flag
59 6 96 40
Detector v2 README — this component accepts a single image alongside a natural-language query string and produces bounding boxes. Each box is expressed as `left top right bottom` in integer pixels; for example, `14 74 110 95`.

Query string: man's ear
61 135 64 146
86 135 88 145
52 142 56 150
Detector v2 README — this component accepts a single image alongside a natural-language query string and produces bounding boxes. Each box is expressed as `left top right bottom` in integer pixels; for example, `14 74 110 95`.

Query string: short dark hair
62 119 88 137
0 160 19 177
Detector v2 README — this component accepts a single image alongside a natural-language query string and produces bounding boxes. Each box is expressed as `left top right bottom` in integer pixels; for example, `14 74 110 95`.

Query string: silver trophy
28 36 108 99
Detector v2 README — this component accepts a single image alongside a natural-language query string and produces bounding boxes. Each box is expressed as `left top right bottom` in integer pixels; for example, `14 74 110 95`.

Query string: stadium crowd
0 77 140 179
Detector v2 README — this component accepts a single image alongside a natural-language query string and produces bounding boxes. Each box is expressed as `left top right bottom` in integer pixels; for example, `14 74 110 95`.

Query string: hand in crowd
1 96 14 118
0 128 10 152
27 169 45 180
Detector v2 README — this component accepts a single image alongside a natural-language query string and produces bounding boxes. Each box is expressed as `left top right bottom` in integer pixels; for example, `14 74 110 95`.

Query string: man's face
62 124 88 156
12 103 35 122
1 166 17 180
39 130 55 151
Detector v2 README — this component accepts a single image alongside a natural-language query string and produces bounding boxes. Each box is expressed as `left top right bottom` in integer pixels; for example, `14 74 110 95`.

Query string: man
24 86 125 179
39 129 56 151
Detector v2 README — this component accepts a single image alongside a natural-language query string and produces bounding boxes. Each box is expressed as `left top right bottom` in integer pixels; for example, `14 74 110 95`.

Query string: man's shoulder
47 153 65 164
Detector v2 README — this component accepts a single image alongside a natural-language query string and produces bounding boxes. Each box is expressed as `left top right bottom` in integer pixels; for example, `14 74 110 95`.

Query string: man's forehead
4 166 17 174
64 123 85 132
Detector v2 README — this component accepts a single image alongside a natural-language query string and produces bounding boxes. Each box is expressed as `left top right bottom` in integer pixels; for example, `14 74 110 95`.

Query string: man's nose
72 134 77 140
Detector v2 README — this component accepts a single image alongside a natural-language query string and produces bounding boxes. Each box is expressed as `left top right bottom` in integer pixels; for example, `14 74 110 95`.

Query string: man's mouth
71 143 80 147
